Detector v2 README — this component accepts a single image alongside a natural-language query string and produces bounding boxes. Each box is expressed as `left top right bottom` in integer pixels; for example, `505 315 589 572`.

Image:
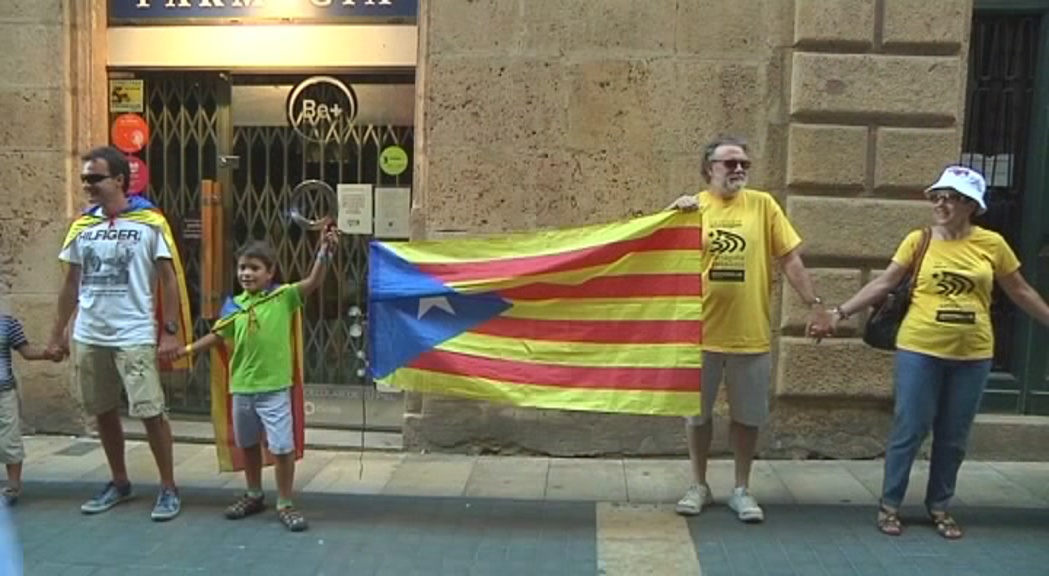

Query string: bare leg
686 421 714 486
5 462 21 492
241 444 263 492
96 409 129 485
730 421 759 488
140 414 175 489
274 453 295 503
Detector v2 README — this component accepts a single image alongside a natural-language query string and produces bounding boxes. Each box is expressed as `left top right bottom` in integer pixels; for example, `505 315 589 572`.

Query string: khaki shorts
0 389 24 465
686 351 771 428
75 343 166 419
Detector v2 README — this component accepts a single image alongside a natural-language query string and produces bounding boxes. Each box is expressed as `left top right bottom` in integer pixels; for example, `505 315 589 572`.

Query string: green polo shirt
214 284 303 395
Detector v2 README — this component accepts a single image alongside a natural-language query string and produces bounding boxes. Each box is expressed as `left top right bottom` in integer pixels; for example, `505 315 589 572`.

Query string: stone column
0 0 107 434
772 0 972 458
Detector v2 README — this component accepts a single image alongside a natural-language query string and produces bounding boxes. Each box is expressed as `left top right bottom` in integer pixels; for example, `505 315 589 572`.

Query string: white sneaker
728 486 764 523
675 484 713 516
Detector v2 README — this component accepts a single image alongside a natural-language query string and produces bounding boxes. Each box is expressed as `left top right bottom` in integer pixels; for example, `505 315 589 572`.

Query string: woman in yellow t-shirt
813 166 1049 540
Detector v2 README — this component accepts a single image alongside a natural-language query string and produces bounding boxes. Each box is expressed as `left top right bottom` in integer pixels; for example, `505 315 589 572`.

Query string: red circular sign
111 114 149 153
127 155 149 195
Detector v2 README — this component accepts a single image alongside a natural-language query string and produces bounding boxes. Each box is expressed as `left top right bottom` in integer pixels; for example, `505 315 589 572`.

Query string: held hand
321 226 339 254
157 334 182 364
670 195 699 212
46 333 69 362
807 308 837 342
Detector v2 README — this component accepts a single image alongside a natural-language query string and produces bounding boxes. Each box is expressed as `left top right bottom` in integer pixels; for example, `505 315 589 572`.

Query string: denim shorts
231 389 294 455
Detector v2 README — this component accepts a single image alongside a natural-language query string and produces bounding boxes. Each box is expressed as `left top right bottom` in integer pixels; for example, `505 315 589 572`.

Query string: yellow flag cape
209 285 307 472
61 196 193 371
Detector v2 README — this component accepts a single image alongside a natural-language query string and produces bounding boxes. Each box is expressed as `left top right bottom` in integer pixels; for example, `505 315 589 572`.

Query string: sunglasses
928 191 966 205
80 173 111 185
711 159 751 171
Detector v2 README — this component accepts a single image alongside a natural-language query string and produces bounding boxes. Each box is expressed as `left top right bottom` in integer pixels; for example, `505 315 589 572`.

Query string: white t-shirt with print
59 215 172 347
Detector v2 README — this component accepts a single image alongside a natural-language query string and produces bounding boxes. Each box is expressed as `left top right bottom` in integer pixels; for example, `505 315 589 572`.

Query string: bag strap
907 227 932 296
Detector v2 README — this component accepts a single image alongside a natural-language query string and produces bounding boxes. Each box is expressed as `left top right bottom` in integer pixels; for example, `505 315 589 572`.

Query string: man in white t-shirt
48 147 184 522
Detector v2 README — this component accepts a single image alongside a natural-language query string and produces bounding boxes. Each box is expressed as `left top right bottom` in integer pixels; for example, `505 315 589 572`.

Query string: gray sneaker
675 484 714 516
81 481 133 514
151 487 181 522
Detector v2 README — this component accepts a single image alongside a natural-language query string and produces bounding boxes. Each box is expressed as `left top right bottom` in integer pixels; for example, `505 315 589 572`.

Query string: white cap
925 165 988 214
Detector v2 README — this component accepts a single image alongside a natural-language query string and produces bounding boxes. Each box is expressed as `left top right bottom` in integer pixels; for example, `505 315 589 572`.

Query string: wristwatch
163 321 179 335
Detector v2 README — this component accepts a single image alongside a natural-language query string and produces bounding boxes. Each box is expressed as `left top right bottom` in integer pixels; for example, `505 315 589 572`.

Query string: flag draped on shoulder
209 287 306 472
62 195 193 371
368 211 703 416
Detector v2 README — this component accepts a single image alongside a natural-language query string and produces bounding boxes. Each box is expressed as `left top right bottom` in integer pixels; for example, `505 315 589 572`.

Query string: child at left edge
165 226 337 531
0 313 59 506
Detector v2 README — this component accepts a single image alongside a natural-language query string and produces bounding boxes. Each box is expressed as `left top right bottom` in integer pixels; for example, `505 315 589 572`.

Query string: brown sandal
877 505 903 536
225 494 265 520
277 506 309 532
930 511 963 540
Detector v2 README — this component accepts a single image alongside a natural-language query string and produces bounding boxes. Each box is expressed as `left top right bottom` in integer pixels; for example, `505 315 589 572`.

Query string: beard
723 175 747 194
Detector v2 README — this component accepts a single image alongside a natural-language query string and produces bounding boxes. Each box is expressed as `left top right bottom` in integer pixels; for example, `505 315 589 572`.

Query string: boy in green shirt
169 230 335 531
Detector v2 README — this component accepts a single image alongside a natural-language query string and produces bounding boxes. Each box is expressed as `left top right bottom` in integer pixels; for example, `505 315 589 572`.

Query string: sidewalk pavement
8 435 1049 575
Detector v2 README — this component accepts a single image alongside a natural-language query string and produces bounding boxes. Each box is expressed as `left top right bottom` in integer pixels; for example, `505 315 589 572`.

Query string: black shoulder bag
862 227 932 351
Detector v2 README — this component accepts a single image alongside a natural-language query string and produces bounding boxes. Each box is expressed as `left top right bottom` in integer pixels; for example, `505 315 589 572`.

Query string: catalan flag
62 195 193 372
369 211 703 416
209 287 307 472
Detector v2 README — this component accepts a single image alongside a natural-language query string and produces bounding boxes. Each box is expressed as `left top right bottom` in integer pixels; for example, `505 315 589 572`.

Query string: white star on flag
417 296 455 319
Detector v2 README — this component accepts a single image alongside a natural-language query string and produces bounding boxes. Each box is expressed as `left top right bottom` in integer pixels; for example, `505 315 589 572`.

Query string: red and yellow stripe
378 211 703 417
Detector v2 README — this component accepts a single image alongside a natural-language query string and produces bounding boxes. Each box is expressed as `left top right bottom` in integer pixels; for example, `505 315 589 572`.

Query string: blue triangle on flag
368 242 512 380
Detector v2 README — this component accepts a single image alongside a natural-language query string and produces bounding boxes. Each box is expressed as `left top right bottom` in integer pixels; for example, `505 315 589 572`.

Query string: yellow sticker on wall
109 80 144 113
379 146 409 176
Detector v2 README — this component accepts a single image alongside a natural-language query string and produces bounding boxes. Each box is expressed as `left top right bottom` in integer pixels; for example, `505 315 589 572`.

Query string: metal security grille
140 73 226 413
962 14 1040 375
230 121 414 387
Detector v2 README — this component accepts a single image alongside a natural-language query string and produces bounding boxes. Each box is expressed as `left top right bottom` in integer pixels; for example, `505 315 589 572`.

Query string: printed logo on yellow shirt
931 270 977 325
708 226 747 282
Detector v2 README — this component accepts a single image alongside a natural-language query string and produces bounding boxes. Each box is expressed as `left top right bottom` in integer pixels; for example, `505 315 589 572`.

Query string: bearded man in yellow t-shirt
668 136 825 523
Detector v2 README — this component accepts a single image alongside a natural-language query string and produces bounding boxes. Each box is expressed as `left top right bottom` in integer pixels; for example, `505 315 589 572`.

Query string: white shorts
0 389 24 465
232 389 294 455
686 351 771 428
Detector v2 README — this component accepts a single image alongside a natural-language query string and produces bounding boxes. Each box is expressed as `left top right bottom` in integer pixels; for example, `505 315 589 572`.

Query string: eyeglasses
928 191 966 205
711 159 751 171
80 173 111 185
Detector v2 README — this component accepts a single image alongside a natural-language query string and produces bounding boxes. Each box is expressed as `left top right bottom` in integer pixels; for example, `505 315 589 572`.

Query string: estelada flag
61 195 193 372
369 211 703 416
209 286 306 472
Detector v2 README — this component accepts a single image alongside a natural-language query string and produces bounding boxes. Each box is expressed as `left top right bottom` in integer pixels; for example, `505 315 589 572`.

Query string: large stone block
0 151 67 220
565 59 674 153
423 147 536 235
794 0 875 49
0 0 63 21
786 196 930 260
529 148 672 229
779 268 863 333
507 59 570 151
765 400 892 459
407 394 688 456
874 127 962 192
0 218 66 293
428 0 520 55
786 124 868 188
521 0 677 55
0 88 66 149
0 23 63 87
423 57 515 151
676 0 769 56
670 60 766 155
776 337 894 399
791 53 962 124
882 0 971 50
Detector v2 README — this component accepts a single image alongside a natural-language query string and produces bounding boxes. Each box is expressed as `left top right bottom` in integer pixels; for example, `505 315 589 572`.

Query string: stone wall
772 0 972 458
0 0 107 434
409 0 974 457
408 0 793 455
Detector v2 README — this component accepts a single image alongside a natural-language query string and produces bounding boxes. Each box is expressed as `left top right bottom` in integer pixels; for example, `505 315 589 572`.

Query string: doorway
115 70 414 431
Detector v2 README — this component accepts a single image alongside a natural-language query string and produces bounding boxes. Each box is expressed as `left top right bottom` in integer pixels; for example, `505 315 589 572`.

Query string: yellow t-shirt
699 189 802 353
893 226 1021 360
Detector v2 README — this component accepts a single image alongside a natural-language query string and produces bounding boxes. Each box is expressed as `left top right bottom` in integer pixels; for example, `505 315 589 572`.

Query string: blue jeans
881 350 991 512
